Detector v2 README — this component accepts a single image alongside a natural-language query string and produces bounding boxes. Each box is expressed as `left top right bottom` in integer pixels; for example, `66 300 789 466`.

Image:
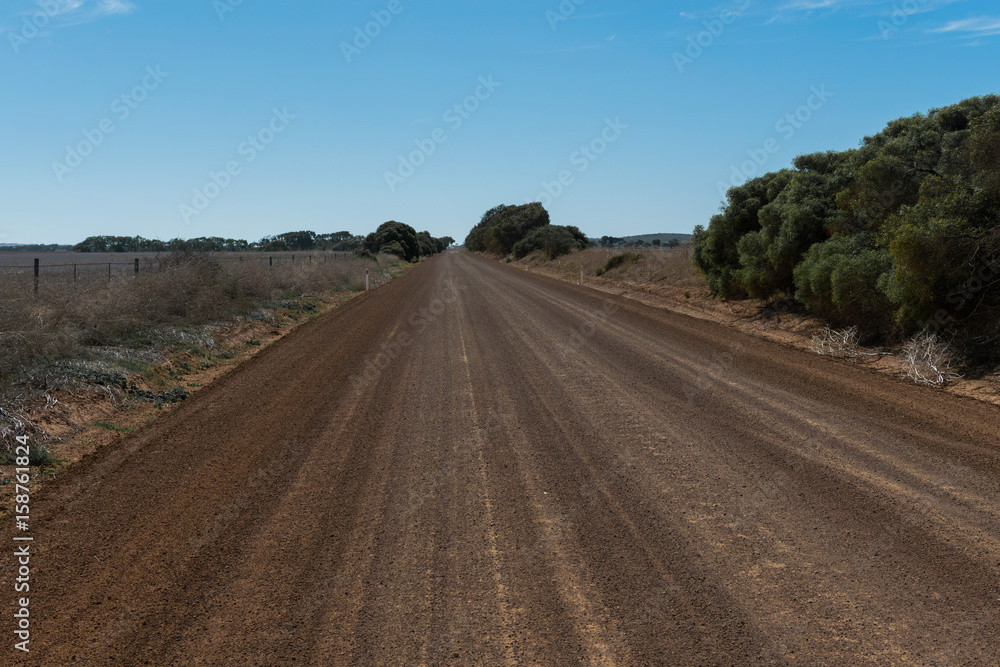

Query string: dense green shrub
793 233 894 335
466 203 551 255
512 225 589 260
363 221 420 262
694 94 1000 351
692 170 792 297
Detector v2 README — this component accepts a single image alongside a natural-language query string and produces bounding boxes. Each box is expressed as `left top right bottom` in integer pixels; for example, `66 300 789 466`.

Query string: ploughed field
6 250 999 665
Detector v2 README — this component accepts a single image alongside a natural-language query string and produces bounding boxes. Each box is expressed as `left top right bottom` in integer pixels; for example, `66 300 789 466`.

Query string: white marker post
366 269 369 291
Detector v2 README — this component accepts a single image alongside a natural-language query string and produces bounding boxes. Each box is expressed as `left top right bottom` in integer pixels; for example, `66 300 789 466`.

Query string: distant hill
589 233 693 248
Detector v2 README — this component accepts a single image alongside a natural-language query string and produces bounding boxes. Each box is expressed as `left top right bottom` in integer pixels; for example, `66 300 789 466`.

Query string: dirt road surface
6 251 1000 665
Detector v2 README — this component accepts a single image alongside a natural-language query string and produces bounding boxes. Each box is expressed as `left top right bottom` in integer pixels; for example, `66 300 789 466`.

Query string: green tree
692 170 792 297
364 221 420 262
465 203 550 255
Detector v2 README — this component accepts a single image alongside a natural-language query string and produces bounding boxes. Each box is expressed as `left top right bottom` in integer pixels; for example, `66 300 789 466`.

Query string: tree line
73 231 366 253
693 94 1000 363
72 227 455 261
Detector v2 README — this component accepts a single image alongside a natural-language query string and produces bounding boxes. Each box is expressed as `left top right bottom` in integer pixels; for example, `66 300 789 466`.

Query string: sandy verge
517 257 1000 409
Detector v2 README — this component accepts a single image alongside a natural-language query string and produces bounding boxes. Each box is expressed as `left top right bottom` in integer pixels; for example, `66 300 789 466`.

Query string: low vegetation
0 251 404 457
523 244 705 289
596 251 645 276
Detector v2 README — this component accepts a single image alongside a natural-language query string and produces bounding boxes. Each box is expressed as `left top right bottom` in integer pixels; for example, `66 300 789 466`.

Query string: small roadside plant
603 252 644 273
0 442 59 468
900 331 962 387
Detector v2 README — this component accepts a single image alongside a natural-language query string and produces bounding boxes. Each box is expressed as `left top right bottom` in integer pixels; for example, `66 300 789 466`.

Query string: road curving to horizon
6 250 1000 665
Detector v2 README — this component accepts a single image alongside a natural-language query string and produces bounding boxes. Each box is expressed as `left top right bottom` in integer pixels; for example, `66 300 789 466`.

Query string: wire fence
0 252 357 293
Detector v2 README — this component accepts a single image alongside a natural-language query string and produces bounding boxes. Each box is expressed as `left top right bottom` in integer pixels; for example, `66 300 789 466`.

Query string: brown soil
0 294 361 517
4 251 999 665
522 257 1000 409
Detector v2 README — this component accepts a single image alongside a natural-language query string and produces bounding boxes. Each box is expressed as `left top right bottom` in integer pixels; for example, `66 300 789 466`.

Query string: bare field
0 250 357 282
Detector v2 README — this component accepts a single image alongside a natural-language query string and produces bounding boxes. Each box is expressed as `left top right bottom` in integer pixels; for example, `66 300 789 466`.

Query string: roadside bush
603 252 644 273
363 221 421 262
692 170 793 297
466 203 551 255
693 93 1000 353
512 225 589 260
378 241 407 261
793 234 894 335
0 442 58 467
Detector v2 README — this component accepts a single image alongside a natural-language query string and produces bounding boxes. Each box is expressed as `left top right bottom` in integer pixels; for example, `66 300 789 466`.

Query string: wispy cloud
98 0 136 15
9 0 134 27
44 0 85 16
776 0 914 15
781 0 851 9
775 0 964 17
929 16 1000 36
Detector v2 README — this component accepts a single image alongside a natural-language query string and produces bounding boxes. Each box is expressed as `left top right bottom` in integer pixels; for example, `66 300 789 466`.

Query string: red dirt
4 251 999 665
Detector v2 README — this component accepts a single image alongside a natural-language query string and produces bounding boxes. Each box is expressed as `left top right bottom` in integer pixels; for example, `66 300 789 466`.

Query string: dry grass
524 245 705 288
0 252 401 453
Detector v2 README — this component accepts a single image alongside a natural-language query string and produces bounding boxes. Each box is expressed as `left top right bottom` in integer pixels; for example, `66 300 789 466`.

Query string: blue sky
1 0 997 245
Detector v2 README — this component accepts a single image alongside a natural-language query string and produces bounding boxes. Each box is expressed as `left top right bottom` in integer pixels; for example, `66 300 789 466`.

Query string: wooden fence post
33 258 39 295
